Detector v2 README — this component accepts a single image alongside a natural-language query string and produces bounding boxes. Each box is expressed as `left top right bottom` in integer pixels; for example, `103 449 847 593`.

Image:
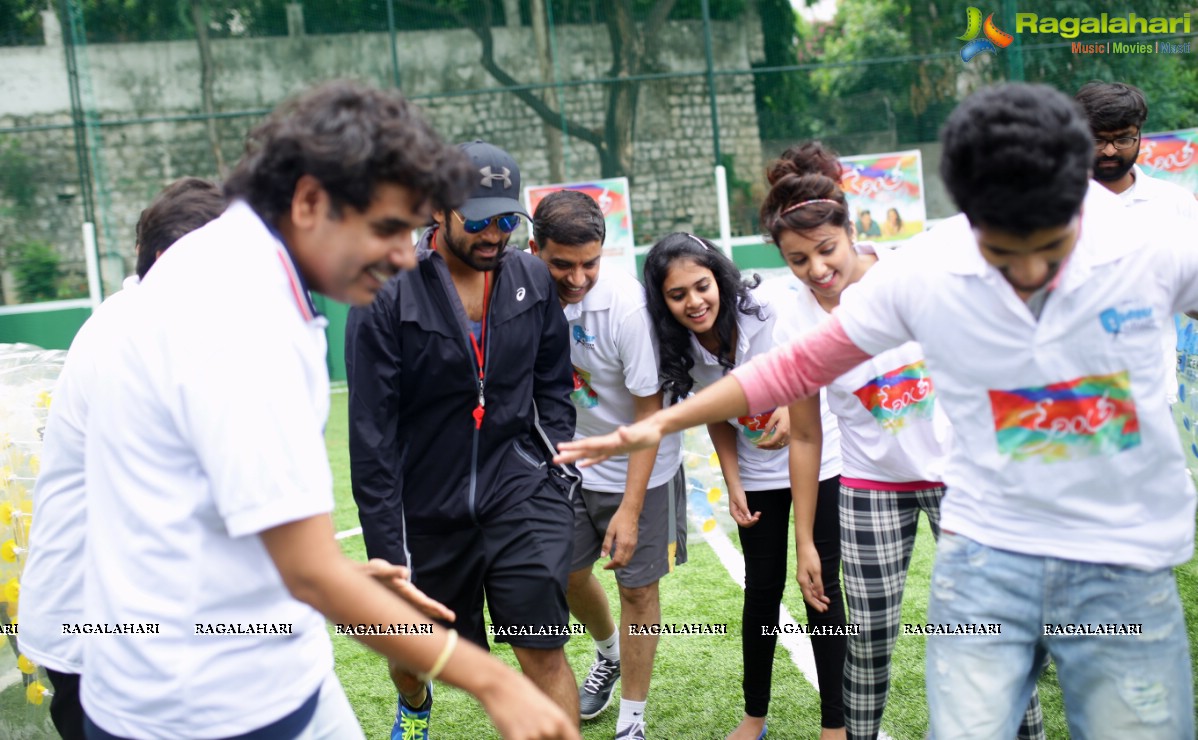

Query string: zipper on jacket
465 273 495 526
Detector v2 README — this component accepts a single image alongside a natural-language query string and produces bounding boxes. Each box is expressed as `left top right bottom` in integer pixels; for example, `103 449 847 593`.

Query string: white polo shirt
690 287 842 490
20 275 141 675
761 251 951 484
1119 165 1198 402
81 201 335 738
1119 164 1198 217
837 184 1198 570
565 268 683 492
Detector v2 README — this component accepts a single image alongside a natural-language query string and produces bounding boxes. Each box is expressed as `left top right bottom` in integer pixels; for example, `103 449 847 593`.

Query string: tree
392 0 686 180
811 0 1198 146
0 0 43 45
753 0 822 144
189 0 227 176
0 137 39 305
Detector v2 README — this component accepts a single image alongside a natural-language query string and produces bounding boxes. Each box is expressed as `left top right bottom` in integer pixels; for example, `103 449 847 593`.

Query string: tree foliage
810 0 1198 145
13 241 60 303
0 0 42 45
753 0 823 144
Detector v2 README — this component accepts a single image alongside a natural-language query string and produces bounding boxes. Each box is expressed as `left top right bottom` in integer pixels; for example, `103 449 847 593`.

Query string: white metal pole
82 221 102 311
715 165 732 260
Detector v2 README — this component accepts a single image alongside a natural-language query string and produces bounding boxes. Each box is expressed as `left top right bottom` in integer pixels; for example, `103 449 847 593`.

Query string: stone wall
0 16 766 298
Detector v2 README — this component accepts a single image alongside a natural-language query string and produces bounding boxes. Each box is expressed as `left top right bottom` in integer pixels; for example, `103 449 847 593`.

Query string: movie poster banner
1139 128 1198 193
524 178 636 277
838 150 927 244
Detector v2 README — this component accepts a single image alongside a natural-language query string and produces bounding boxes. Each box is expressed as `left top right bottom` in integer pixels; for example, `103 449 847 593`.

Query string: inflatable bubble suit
1176 316 1198 482
682 427 728 537
0 343 63 738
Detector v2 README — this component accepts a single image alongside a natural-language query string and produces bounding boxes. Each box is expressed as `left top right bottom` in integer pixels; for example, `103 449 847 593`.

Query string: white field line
696 520 820 685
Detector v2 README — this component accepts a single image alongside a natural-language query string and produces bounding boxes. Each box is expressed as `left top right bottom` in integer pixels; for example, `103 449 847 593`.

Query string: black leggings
737 476 846 727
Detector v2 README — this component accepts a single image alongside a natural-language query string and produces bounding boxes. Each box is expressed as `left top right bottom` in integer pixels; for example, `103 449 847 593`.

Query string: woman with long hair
757 142 1042 740
642 233 847 740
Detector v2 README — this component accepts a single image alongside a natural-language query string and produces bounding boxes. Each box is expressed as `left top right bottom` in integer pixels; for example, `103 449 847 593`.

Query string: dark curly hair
760 140 851 245
941 83 1091 235
642 233 764 402
225 80 473 227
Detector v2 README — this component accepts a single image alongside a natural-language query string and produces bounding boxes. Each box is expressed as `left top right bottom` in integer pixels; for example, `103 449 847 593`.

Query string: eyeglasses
453 210 521 234
1093 135 1139 151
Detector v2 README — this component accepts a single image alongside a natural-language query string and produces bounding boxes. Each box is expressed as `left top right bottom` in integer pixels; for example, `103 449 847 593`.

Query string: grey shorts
570 465 688 588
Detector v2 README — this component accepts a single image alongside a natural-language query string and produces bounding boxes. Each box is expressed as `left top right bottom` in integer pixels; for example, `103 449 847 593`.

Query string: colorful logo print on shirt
737 410 776 441
852 360 936 434
572 324 596 350
989 370 1141 462
959 7 1014 62
571 367 599 409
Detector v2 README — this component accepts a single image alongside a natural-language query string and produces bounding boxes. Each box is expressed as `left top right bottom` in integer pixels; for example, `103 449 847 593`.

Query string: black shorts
406 481 574 649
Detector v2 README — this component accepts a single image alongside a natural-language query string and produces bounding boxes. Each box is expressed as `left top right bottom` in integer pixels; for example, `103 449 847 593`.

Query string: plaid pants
839 482 1044 740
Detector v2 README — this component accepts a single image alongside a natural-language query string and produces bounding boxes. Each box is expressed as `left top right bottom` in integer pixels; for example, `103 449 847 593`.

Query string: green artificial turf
325 391 1198 738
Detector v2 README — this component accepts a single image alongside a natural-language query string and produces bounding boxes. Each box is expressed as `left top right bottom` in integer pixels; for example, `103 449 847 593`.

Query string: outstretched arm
554 373 751 467
554 315 871 467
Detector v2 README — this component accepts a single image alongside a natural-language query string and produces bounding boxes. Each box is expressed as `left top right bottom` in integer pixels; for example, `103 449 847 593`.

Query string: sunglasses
453 210 522 235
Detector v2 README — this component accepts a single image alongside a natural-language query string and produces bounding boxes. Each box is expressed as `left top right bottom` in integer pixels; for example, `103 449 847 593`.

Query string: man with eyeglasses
347 139 582 739
1075 81 1196 206
1076 81 1198 403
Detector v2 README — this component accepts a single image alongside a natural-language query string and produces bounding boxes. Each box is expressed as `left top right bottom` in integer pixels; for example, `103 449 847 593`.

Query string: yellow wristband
418 629 458 684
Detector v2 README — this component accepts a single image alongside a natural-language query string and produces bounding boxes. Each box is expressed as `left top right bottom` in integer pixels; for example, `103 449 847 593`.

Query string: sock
399 685 430 712
616 699 645 731
595 630 620 662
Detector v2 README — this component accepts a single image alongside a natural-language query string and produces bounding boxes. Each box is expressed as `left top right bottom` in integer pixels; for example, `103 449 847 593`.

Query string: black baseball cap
457 140 531 221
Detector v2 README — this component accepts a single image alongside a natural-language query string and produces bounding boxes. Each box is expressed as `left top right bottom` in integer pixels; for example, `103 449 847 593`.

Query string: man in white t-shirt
530 190 685 740
555 83 1196 740
1075 80 1198 403
78 82 578 740
19 177 225 740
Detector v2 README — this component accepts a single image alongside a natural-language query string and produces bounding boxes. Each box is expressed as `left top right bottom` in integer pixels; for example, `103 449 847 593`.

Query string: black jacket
345 229 578 566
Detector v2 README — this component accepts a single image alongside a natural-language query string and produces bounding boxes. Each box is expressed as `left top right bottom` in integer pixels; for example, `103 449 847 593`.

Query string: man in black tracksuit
346 141 581 737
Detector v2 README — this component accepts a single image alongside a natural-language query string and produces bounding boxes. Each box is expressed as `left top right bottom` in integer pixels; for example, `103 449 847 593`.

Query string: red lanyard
469 272 490 429
431 228 491 430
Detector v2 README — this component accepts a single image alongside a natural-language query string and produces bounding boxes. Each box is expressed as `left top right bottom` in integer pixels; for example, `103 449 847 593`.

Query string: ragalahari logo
959 7 1014 62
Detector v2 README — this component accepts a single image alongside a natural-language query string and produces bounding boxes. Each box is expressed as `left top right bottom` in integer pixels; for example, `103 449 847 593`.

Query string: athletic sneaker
614 718 646 739
391 683 432 740
578 651 621 720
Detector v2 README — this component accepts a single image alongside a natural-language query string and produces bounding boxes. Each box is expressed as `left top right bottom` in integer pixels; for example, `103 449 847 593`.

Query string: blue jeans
925 532 1193 740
